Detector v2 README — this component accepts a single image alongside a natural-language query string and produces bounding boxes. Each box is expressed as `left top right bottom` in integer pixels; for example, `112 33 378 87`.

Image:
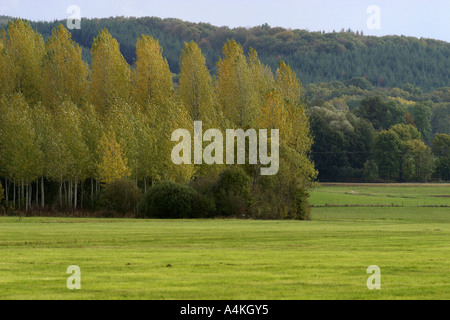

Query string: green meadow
0 184 449 300
310 183 450 207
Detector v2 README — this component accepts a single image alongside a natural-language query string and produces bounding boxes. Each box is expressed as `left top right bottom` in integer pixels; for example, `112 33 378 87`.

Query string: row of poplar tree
0 20 317 215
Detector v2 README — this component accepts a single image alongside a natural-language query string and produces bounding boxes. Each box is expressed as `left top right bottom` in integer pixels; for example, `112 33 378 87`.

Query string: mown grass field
0 184 449 300
310 183 450 207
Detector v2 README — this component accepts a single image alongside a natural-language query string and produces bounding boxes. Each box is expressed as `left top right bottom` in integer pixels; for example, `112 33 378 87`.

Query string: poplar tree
90 29 131 114
179 41 216 125
275 61 302 107
79 103 104 207
133 35 175 109
255 60 317 219
41 24 89 108
134 109 157 192
106 101 140 184
31 102 53 208
133 34 194 183
0 93 43 212
180 41 223 177
275 61 313 154
248 48 274 111
3 19 45 104
258 89 288 131
0 35 7 97
97 132 131 184
216 40 258 128
52 101 90 209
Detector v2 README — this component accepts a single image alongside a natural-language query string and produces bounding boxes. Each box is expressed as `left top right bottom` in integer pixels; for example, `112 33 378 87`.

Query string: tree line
1 15 448 91
304 77 449 182
0 20 316 219
307 92 450 182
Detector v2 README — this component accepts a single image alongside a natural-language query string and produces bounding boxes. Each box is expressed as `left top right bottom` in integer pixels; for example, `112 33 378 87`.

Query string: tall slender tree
41 24 89 108
133 35 194 183
275 61 312 153
133 35 175 110
216 40 258 128
2 19 45 104
31 102 54 209
0 34 7 97
179 41 216 125
0 93 43 212
97 132 131 184
179 41 223 177
90 29 131 114
52 101 90 209
79 103 104 208
248 48 274 110
105 101 140 184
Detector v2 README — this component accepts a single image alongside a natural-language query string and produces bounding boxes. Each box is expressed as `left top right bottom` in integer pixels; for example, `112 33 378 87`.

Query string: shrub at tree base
100 178 143 215
213 166 252 218
140 181 212 219
250 184 312 221
0 182 4 213
190 166 313 220
292 188 312 221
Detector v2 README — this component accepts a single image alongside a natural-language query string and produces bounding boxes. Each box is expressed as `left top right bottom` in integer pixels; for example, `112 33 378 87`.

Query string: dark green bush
213 166 252 218
189 177 217 217
249 187 286 220
292 188 312 221
189 177 217 196
0 181 4 214
0 181 4 205
138 166 312 220
215 166 251 196
192 192 216 218
100 178 143 215
140 181 213 219
249 185 312 221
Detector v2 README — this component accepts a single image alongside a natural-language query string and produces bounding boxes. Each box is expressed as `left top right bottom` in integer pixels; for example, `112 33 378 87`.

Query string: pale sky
1 0 449 42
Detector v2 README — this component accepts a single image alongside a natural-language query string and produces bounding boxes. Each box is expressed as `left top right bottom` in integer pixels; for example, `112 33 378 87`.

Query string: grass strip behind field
310 185 450 207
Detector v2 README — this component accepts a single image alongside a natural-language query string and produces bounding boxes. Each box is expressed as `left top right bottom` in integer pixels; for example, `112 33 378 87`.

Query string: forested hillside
1 15 449 91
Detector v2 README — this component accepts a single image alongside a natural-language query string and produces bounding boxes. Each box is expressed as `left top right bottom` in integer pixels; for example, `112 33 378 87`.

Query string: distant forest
1 15 449 91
